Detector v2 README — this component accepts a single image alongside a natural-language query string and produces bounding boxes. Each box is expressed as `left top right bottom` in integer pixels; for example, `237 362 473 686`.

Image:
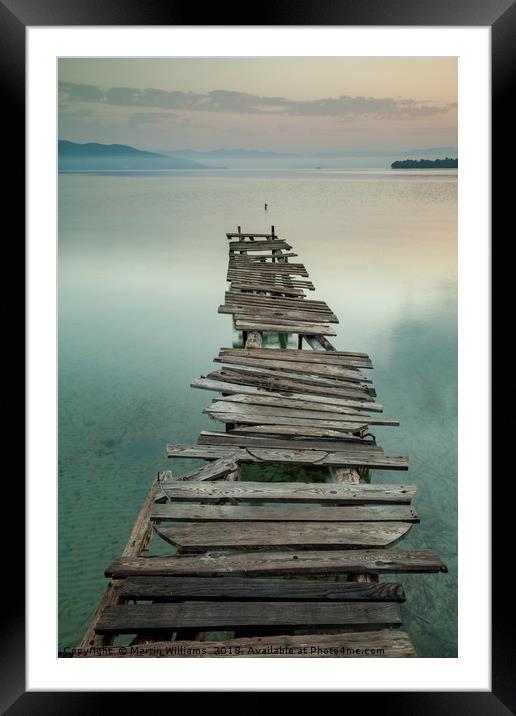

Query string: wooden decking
77 226 447 658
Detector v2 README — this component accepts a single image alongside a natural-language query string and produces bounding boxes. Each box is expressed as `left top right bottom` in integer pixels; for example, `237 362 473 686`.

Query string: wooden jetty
78 225 447 658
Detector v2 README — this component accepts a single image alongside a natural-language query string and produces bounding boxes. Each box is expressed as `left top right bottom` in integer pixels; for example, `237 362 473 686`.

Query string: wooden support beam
245 330 263 349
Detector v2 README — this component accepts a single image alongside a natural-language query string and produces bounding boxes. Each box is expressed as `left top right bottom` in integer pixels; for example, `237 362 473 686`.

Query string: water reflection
58 171 457 655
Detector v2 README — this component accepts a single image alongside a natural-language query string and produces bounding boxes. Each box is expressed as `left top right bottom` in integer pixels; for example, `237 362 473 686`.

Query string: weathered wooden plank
226 272 313 286
211 365 373 393
229 251 295 257
228 260 305 266
227 261 308 278
235 314 338 330
226 287 320 298
213 395 396 425
214 356 368 382
151 503 420 524
230 282 306 296
80 630 416 658
228 274 310 284
230 256 299 263
95 601 402 634
225 292 329 306
305 335 338 352
223 302 326 320
230 252 299 260
228 275 312 286
219 346 372 370
226 424 366 439
166 444 408 469
190 378 384 412
234 320 335 336
219 305 339 324
239 261 299 269
226 277 310 285
208 400 392 425
227 268 304 272
225 424 370 441
229 271 306 277
197 430 376 450
206 432 380 453
155 521 412 551
229 240 291 251
227 267 310 277
213 365 372 393
225 299 326 310
228 253 290 258
119 576 407 601
228 279 314 291
228 263 308 273
207 399 369 422
208 368 373 400
228 300 332 312
206 411 368 435
230 254 291 261
224 293 331 310
219 346 372 368
227 270 309 279
105 549 447 578
229 255 303 262
174 454 241 482
227 233 277 238
161 479 415 503
224 302 333 317
231 428 370 444
209 412 392 433
233 283 314 293
226 268 310 274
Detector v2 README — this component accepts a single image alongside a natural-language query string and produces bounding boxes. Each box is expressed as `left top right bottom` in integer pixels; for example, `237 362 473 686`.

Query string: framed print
7 0 508 708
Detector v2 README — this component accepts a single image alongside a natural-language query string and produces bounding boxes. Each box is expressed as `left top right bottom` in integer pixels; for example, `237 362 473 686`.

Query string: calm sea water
58 169 457 656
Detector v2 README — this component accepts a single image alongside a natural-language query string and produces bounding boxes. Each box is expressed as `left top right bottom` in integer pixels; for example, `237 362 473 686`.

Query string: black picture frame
9 0 506 710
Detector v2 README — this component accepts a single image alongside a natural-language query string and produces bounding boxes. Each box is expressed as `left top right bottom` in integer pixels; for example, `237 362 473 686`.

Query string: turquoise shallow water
58 169 457 656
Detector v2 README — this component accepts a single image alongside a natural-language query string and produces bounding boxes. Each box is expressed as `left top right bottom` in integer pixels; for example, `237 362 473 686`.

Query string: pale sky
58 58 457 152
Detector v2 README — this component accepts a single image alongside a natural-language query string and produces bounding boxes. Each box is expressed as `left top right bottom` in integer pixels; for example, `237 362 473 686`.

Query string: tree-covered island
391 157 458 169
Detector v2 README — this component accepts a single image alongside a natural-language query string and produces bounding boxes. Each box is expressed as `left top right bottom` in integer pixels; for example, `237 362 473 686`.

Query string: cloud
127 112 191 127
59 82 105 103
284 95 450 119
59 81 452 120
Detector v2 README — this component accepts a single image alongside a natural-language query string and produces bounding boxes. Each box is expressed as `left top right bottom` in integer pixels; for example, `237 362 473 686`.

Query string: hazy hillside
58 140 218 171
158 146 458 170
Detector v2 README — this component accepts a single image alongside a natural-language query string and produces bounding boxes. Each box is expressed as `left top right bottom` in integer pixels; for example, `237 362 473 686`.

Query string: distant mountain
59 140 167 158
154 145 459 170
58 140 219 170
163 146 457 159
62 142 460 171
166 148 294 159
391 157 458 169
311 146 457 159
